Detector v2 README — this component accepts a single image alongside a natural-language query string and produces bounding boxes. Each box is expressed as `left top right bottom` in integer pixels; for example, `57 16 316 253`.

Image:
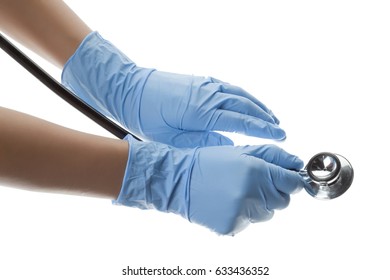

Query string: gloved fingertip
286 155 304 171
294 157 305 170
270 126 286 141
269 110 280 125
275 134 287 142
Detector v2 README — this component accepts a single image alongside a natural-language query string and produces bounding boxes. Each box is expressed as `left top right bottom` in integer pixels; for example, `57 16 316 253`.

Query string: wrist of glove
62 31 286 148
114 135 196 217
114 135 306 235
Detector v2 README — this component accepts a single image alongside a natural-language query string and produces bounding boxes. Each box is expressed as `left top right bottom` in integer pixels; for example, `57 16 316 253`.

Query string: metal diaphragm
301 152 354 200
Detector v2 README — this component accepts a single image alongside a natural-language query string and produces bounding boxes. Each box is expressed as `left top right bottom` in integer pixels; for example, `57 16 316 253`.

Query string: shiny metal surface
302 153 354 200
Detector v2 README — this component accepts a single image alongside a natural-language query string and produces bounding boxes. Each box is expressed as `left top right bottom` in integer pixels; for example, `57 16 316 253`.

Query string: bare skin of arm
0 107 128 199
0 1 127 197
0 0 91 67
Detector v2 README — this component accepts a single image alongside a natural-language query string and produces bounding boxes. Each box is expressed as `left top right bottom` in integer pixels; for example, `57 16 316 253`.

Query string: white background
1 0 389 279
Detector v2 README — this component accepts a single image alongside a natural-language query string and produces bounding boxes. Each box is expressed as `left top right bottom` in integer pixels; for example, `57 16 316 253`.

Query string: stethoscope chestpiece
301 152 354 200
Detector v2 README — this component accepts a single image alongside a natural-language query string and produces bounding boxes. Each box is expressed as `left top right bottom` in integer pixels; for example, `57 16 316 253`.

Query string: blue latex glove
114 135 306 235
62 32 286 147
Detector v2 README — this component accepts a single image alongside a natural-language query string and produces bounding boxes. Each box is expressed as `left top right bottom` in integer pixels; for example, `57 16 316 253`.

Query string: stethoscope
300 153 354 199
0 33 354 199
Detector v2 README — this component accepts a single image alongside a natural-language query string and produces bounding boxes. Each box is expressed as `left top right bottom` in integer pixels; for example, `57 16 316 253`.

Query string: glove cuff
61 31 155 135
113 135 197 220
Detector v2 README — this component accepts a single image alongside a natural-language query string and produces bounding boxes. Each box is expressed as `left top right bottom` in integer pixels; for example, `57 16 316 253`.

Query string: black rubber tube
0 33 140 140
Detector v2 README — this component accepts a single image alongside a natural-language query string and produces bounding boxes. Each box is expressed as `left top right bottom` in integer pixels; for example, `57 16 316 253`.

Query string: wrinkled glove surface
62 32 286 147
114 135 305 235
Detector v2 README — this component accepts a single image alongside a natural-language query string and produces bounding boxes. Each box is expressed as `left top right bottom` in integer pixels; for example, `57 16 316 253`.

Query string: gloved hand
114 135 306 235
62 32 286 148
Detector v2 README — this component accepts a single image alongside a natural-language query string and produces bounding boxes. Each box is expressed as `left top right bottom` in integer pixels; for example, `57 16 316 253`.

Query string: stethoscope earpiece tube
0 33 139 141
301 152 354 200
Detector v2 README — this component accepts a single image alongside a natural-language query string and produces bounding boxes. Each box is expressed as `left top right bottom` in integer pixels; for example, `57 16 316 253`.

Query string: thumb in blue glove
114 135 306 235
62 32 286 148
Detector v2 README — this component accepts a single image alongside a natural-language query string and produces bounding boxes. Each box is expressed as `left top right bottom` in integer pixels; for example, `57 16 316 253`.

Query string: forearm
0 0 91 67
0 107 128 199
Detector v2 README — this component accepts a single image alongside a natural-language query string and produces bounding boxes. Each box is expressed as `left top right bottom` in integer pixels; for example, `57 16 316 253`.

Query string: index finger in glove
237 145 304 170
210 77 280 124
267 164 305 195
210 110 286 140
